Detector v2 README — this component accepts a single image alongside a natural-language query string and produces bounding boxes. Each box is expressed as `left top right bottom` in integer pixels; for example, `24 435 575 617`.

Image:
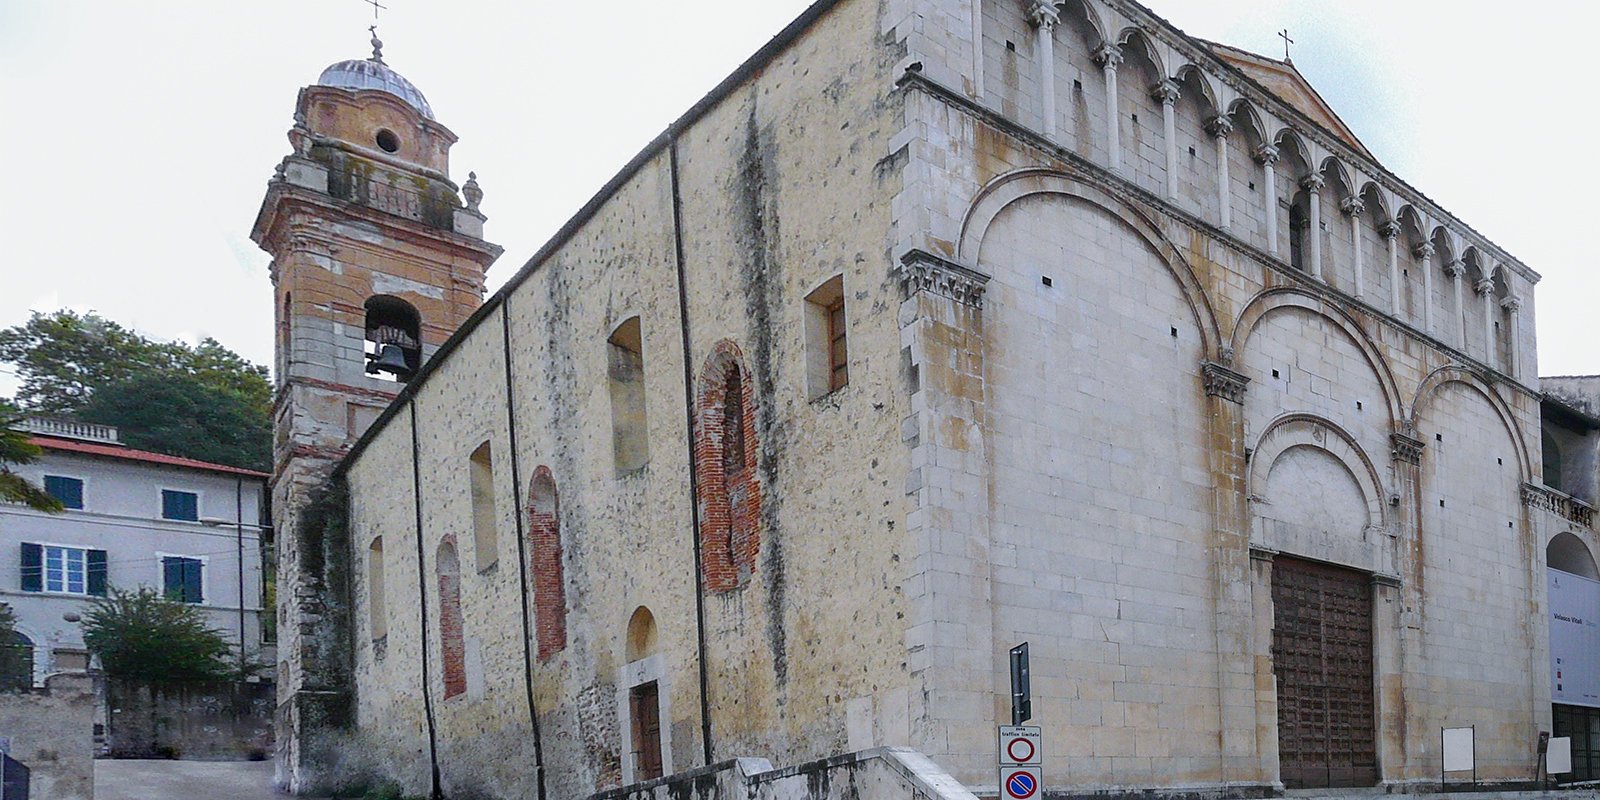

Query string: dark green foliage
0 406 64 512
80 588 234 682
78 372 272 472
0 310 271 471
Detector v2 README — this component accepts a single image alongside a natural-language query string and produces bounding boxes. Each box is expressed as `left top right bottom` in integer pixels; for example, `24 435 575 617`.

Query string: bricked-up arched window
468 442 498 572
528 467 567 661
694 341 762 593
436 536 466 699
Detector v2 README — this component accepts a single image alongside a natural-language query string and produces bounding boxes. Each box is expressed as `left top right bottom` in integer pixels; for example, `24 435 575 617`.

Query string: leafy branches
81 588 236 682
0 401 64 512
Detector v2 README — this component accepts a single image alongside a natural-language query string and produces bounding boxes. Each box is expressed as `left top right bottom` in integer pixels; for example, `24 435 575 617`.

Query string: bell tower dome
251 30 502 794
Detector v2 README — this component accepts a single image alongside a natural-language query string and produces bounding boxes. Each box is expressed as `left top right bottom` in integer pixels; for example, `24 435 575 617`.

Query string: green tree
0 310 272 471
78 372 272 472
0 401 64 512
80 588 235 683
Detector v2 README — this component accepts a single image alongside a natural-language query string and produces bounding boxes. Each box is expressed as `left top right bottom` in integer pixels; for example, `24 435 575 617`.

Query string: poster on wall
1549 568 1600 709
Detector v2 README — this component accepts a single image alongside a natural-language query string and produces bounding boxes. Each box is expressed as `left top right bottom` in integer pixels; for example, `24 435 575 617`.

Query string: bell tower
251 30 502 793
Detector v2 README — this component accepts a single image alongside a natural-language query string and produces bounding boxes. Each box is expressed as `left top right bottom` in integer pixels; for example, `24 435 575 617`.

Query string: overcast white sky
1 0 1594 399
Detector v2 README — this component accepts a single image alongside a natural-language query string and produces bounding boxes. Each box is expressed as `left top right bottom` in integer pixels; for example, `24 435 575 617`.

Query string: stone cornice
897 249 991 307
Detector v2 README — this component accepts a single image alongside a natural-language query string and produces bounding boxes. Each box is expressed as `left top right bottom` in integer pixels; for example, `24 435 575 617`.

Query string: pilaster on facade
897 249 990 308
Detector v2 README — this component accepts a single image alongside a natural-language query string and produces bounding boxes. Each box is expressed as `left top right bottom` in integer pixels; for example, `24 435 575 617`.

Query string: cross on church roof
365 0 387 22
1278 28 1294 62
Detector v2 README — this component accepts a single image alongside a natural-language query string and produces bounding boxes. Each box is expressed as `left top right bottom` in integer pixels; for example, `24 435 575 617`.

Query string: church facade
259 1 1597 797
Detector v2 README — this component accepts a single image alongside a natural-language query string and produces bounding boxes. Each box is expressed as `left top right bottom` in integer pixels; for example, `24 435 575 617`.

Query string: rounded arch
1115 27 1168 78
1174 63 1219 111
1249 412 1388 531
1409 366 1533 482
957 168 1222 360
1059 0 1108 47
1396 205 1429 249
436 535 460 575
1271 129 1314 177
1549 532 1599 579
1359 181 1394 224
1229 288 1403 424
1226 99 1269 145
626 606 658 663
1320 157 1355 199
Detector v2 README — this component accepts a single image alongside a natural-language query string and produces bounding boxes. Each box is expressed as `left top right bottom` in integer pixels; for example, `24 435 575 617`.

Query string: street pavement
95 759 285 800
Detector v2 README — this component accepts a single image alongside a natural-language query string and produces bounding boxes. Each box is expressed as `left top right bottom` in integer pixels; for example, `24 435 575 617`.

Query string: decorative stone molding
1248 545 1277 563
1502 295 1523 313
1475 278 1494 296
1412 242 1435 260
1442 259 1464 279
1205 115 1233 138
1371 573 1403 589
1299 173 1326 192
1094 44 1123 69
898 249 991 308
1379 220 1401 240
1027 0 1060 29
1150 80 1180 105
1390 432 1425 465
1340 196 1363 217
1252 144 1280 166
1201 361 1250 404
462 171 484 213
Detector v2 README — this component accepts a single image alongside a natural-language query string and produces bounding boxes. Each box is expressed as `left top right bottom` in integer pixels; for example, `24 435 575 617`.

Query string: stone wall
105 680 274 760
0 673 95 800
587 748 979 800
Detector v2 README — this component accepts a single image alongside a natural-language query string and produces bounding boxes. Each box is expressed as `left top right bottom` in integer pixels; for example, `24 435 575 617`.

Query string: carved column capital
1340 196 1364 217
1253 144 1279 166
1150 79 1180 106
1502 295 1523 313
1380 220 1402 240
1412 242 1435 260
1299 173 1326 192
1202 361 1250 404
1028 0 1060 29
1206 115 1234 138
1094 43 1123 69
1391 432 1425 465
1442 258 1464 279
897 249 991 308
1475 277 1495 296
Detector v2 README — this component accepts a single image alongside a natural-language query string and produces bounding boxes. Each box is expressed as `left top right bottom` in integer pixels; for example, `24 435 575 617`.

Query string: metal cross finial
365 0 388 22
1278 28 1294 61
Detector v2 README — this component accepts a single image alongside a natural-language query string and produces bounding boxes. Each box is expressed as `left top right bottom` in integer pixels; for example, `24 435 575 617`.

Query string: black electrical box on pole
1010 642 1031 725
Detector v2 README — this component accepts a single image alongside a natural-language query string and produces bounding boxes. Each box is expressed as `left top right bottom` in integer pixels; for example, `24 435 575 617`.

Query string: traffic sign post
1000 766 1042 799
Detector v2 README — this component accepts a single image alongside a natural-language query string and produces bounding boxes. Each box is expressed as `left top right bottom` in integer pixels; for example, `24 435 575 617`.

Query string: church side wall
341 0 915 796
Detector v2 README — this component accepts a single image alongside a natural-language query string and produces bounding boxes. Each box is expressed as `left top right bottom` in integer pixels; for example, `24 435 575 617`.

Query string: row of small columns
1024 2 1522 375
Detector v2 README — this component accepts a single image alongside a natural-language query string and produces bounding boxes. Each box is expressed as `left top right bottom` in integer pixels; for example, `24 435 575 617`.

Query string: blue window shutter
44 477 83 510
162 557 182 600
20 544 41 593
162 491 198 522
86 550 107 597
183 560 202 604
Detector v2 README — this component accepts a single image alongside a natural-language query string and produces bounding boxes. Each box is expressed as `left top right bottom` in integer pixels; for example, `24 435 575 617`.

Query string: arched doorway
1548 533 1600 780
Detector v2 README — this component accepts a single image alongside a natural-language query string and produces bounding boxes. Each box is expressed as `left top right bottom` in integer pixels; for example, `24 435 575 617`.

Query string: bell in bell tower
250 27 502 794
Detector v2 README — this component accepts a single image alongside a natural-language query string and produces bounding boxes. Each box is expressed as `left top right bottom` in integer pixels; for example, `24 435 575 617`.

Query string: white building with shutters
0 418 270 685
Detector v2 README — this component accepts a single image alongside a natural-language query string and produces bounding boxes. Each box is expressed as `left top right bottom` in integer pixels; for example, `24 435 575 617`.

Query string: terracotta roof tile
30 436 269 479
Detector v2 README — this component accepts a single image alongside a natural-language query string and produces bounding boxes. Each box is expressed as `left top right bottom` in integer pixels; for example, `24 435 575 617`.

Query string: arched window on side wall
607 317 649 473
0 630 33 691
694 343 762 594
368 537 387 646
1549 532 1599 580
364 295 422 382
469 442 498 572
436 537 466 699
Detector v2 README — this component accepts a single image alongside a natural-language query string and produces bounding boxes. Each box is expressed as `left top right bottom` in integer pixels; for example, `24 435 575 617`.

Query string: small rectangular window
162 556 204 604
44 476 84 510
161 490 199 522
42 546 89 595
805 275 848 400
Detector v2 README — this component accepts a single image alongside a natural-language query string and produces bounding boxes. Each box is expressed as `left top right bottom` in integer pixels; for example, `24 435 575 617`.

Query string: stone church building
255 0 1598 797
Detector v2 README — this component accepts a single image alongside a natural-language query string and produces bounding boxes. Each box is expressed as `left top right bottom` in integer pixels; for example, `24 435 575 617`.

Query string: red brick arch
695 341 762 593
528 466 567 662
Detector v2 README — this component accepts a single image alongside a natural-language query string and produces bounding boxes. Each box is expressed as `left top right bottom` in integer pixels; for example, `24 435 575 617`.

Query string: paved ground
95 759 285 800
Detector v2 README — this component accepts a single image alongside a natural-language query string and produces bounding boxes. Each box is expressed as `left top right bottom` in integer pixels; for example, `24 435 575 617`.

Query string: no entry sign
1001 766 1042 799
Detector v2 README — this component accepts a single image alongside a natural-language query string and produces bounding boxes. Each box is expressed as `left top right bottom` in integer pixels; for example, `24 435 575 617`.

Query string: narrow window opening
368 537 387 644
1272 369 1281 380
724 370 746 479
608 317 649 472
529 469 567 661
1073 79 1083 92
1170 326 1178 338
1131 113 1139 124
1005 40 1016 52
1188 146 1197 157
1041 275 1053 288
1356 401 1363 411
469 442 498 572
804 276 848 399
1249 181 1256 191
